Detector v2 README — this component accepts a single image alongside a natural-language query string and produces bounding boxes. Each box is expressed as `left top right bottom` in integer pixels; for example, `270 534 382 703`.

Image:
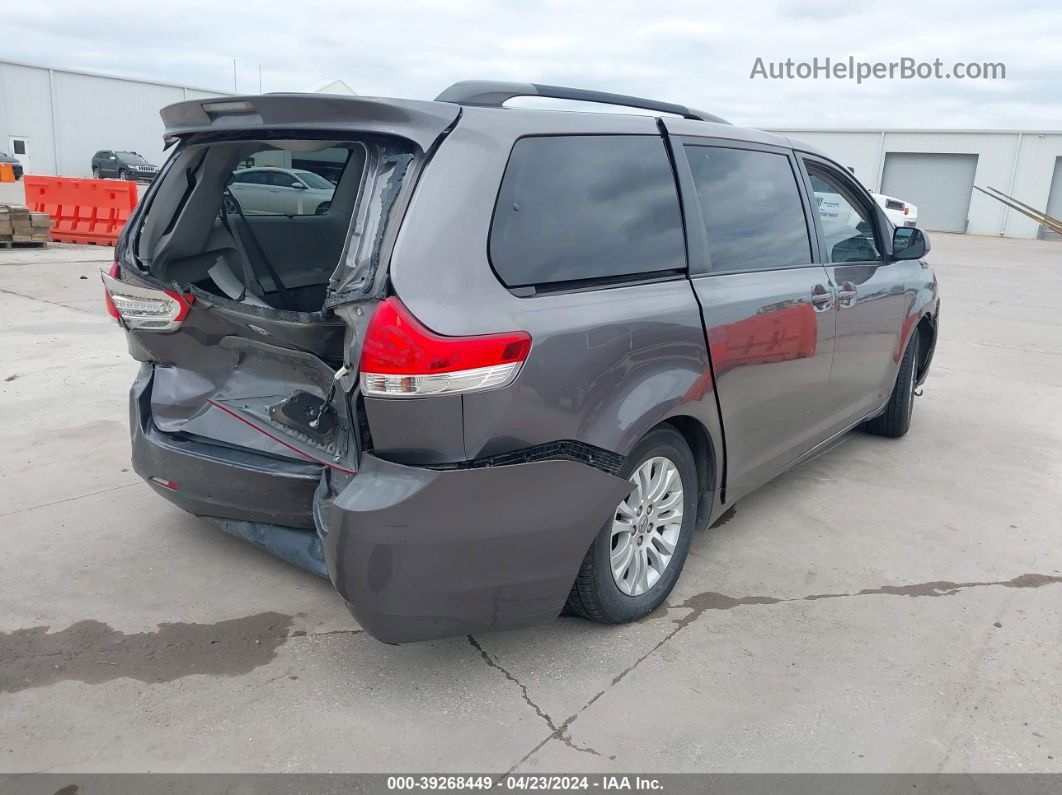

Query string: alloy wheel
610 456 684 596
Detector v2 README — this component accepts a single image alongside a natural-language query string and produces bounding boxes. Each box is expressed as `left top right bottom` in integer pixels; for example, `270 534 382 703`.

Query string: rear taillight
360 297 531 397
903 206 910 216
103 262 121 320
101 264 194 332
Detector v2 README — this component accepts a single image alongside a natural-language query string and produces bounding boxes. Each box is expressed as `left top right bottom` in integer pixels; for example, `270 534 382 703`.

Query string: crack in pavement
503 571 1062 772
468 635 555 729
0 481 142 519
296 628 367 639
468 636 608 762
0 287 96 314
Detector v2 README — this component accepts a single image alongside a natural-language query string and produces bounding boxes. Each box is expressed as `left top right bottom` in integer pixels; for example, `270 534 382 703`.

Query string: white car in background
872 192 918 227
225 167 335 216
813 175 918 237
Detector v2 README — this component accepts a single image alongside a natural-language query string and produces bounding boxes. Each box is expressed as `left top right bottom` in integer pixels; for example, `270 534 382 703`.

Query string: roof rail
435 81 730 125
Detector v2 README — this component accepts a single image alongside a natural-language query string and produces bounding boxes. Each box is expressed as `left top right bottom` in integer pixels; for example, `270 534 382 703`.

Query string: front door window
807 168 882 263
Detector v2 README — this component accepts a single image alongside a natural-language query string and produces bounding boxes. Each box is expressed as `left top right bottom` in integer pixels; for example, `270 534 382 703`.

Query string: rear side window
490 135 685 289
684 145 812 273
231 170 266 185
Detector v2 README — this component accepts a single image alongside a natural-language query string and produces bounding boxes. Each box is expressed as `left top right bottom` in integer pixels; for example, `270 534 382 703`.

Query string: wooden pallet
0 201 52 245
0 240 49 249
49 237 114 246
0 203 52 248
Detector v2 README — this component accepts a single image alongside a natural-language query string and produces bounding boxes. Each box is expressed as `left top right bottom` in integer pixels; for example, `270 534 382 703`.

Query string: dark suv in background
103 82 938 643
91 150 159 181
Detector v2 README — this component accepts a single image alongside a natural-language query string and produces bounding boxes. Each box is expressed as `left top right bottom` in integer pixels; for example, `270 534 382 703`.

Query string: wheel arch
658 415 717 532
915 311 937 383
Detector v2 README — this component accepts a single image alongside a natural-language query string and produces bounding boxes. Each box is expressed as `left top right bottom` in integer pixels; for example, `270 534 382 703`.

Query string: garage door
1039 157 1062 241
881 153 978 233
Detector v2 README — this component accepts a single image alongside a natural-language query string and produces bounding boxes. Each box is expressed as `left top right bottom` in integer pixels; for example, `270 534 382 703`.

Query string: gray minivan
104 82 939 643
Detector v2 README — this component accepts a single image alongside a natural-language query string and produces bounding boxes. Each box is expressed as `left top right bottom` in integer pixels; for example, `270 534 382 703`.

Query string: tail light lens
360 296 531 397
101 263 194 332
903 206 910 216
103 262 121 320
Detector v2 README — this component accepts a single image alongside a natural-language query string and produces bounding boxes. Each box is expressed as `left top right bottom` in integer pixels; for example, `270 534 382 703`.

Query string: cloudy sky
5 0 1061 128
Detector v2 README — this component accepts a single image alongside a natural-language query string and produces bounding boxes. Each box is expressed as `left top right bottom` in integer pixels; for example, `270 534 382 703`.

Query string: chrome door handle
810 284 834 312
837 281 857 309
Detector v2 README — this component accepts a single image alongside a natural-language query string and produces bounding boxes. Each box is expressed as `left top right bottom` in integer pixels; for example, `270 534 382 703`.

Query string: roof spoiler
435 80 730 125
159 93 461 151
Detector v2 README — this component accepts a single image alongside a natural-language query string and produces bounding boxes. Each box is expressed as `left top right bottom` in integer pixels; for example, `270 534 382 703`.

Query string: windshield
293 170 334 190
119 152 150 165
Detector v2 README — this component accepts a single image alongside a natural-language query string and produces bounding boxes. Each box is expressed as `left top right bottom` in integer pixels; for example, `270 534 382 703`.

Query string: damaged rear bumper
316 454 632 644
131 365 634 644
130 366 323 530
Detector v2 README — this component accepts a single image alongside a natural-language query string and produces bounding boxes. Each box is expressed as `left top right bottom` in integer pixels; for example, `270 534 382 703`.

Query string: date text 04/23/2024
386 776 664 791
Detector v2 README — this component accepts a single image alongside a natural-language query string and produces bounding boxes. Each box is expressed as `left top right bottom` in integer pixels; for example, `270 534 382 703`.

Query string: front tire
865 330 919 438
92 167 101 179
566 426 697 624
118 169 128 180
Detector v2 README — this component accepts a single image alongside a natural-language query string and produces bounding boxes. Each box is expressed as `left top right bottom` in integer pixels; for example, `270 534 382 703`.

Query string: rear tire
865 331 919 438
566 426 696 624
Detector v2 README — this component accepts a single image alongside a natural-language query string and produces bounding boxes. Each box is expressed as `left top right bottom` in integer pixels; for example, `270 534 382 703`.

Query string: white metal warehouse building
2 58 1060 240
0 59 227 179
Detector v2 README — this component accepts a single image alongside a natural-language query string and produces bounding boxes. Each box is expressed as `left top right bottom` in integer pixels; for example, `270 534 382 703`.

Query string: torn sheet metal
203 517 328 578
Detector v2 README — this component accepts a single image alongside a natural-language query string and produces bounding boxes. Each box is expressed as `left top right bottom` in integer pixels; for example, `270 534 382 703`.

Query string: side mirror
892 226 930 260
290 181 306 190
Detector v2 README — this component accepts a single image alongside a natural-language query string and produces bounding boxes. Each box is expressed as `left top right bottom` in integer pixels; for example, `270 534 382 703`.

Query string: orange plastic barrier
0 163 15 182
24 176 138 246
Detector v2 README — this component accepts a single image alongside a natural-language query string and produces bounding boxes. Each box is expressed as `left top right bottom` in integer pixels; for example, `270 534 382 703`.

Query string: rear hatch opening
128 132 417 318
111 129 426 474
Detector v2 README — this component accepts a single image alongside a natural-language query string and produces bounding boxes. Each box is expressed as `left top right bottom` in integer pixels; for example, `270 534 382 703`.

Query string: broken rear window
132 134 415 313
